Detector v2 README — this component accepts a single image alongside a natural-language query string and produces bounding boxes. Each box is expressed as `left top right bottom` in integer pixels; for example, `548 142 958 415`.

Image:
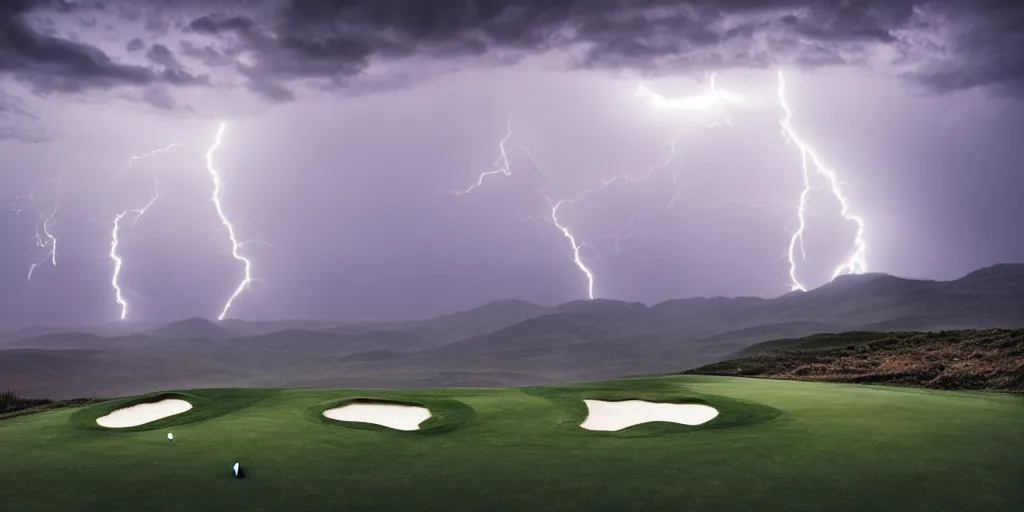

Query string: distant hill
3 263 1024 399
687 329 1024 392
328 299 555 343
147 318 234 341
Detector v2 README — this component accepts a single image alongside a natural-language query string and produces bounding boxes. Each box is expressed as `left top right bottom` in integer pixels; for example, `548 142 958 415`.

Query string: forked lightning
456 115 513 195
775 70 867 290
109 179 164 320
640 70 867 291
108 143 182 320
27 180 61 281
206 122 254 321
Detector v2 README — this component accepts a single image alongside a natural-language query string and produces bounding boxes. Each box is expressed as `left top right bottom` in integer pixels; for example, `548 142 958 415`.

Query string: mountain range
2 263 1022 399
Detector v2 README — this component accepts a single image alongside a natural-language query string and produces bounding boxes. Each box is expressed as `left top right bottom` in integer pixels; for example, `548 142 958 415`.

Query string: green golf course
2 375 1022 512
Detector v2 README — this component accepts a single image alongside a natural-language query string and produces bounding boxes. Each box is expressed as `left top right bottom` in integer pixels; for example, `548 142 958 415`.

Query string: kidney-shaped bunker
580 399 719 431
323 402 432 431
95 399 193 428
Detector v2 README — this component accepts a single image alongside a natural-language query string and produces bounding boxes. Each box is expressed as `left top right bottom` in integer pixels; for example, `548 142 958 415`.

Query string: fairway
2 376 1022 512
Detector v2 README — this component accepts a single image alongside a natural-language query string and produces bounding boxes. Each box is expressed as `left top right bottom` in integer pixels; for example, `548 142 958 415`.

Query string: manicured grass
1 376 1022 512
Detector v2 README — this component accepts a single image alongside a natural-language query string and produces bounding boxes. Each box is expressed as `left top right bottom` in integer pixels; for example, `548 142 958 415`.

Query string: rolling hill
687 328 1024 391
3 264 1023 399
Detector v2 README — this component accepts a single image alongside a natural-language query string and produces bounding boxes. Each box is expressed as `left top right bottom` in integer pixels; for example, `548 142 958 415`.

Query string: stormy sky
1 0 1022 327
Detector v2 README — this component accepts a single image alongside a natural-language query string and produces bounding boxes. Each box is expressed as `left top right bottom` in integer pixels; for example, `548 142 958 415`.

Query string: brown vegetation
0 390 103 421
688 329 1024 392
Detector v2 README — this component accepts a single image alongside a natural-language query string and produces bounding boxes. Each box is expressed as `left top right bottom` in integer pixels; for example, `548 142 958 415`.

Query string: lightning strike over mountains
108 211 133 319
546 193 598 300
469 75 746 300
524 74 744 299
775 70 868 290
108 179 164 320
205 121 254 321
637 70 867 291
108 143 182 320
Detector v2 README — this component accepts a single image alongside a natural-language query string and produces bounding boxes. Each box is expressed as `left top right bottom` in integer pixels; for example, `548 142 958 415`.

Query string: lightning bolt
525 73 742 298
8 190 33 216
27 180 61 281
456 114 513 195
109 211 131 319
109 179 163 320
776 69 867 290
108 142 181 320
459 76 742 300
205 121 253 321
125 143 184 172
545 193 599 299
634 73 744 206
639 70 867 291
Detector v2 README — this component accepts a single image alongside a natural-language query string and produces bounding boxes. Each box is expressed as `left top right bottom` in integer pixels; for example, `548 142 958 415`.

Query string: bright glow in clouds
7 67 868 317
635 69 868 292
474 69 868 298
458 73 755 300
205 122 254 321
635 73 745 111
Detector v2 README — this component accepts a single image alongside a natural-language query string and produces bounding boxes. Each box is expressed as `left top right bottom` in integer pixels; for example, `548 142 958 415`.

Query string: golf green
2 375 1021 512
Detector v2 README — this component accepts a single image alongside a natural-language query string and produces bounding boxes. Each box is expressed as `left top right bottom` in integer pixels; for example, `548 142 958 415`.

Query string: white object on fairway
167 432 174 441
233 463 240 477
579 399 719 431
95 399 193 428
322 403 431 431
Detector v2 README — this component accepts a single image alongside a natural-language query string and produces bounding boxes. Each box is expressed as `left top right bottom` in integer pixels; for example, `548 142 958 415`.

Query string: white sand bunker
96 399 193 428
323 402 432 431
580 399 719 431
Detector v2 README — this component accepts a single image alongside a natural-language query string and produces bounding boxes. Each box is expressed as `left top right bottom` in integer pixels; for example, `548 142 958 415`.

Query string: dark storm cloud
0 90 45 142
138 86 194 112
0 0 206 101
145 43 210 86
178 40 237 68
186 14 255 35
126 37 144 52
3 1 1022 104
0 0 153 93
899 2 1024 96
146 43 179 68
178 0 1023 101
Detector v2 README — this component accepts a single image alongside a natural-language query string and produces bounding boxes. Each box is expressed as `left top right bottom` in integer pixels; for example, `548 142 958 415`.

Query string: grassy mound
524 378 782 437
307 396 476 434
2 376 1022 512
70 388 278 432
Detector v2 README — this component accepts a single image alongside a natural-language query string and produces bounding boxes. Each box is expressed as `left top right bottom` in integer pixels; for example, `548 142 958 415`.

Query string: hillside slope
4 264 1024 398
687 329 1024 391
